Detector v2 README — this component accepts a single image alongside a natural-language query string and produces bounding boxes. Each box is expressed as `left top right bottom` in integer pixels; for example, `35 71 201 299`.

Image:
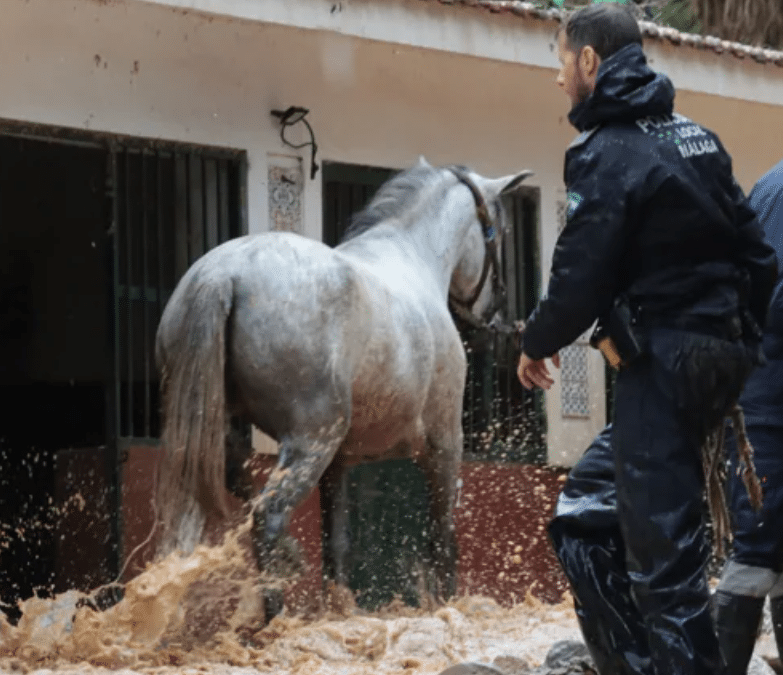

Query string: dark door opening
0 126 247 622
0 136 113 619
111 146 247 581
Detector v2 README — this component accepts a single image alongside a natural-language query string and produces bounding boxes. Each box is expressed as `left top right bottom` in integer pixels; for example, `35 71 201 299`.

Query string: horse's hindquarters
224 238 363 440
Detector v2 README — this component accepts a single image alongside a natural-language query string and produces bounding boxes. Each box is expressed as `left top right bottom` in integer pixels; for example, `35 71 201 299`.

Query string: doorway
0 135 112 619
0 125 246 621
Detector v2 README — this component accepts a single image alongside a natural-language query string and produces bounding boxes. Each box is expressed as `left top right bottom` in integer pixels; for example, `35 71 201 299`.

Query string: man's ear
579 45 601 77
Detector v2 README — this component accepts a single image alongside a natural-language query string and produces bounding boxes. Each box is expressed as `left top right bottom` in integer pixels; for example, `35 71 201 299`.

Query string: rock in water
538 640 595 674
439 640 596 675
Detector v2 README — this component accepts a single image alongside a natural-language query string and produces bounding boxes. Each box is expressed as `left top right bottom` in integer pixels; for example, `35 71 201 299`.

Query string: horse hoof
438 663 505 675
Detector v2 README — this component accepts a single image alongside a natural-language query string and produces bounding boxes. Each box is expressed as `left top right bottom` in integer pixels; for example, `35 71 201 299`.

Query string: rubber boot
713 589 765 675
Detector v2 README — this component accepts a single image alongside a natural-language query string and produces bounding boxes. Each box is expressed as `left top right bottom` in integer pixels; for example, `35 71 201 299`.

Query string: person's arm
522 145 628 360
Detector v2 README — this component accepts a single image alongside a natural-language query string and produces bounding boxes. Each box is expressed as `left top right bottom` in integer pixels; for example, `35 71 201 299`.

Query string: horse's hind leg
417 433 461 602
252 424 347 622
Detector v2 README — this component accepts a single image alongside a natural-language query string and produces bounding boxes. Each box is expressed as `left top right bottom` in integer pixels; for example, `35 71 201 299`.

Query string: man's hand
517 351 560 390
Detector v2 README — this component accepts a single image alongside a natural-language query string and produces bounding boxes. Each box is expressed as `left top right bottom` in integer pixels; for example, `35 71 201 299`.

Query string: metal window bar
123 152 134 438
114 147 245 441
155 152 166 367
188 154 204 262
141 154 150 438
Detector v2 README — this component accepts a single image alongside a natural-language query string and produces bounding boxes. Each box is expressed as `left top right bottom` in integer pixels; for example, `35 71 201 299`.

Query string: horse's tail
155 272 233 553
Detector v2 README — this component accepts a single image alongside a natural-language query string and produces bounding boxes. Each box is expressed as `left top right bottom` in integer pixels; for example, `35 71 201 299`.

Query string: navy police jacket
737 159 783 428
521 43 777 361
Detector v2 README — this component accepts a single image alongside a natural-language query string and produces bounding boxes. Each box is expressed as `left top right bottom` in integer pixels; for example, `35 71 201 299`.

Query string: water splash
0 518 268 670
0 516 583 675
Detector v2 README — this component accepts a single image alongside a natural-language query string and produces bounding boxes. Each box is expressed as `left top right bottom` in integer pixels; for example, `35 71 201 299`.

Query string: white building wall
142 0 783 108
2 0 781 465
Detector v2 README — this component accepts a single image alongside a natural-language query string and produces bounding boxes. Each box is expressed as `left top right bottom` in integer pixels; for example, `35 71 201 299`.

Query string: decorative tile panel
561 342 590 418
268 158 304 233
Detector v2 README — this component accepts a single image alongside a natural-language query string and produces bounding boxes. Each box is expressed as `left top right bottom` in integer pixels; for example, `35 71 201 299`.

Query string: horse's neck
407 211 473 293
340 216 469 296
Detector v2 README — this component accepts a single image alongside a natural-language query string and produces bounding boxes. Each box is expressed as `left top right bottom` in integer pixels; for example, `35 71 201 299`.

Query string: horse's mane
340 164 461 243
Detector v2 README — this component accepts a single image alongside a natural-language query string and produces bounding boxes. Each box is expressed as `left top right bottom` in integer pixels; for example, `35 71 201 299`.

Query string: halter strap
447 167 507 329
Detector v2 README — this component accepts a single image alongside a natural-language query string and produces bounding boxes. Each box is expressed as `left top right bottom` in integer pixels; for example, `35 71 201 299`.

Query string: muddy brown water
1 517 776 675
0 516 585 675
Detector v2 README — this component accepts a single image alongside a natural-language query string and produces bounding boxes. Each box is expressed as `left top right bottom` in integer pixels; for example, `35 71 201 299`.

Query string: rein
447 167 510 333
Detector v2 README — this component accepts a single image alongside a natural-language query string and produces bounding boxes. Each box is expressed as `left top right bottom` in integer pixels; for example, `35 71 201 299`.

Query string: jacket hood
568 43 675 132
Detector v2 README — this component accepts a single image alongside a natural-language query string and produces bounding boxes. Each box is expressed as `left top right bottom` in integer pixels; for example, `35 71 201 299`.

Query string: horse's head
441 160 533 328
339 157 532 327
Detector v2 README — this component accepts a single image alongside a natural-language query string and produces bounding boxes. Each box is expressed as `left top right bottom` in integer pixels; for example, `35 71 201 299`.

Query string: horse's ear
499 170 534 195
476 170 534 200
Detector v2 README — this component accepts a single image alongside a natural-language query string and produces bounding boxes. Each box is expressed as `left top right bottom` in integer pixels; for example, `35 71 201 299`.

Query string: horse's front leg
225 421 254 501
319 455 351 589
417 429 462 602
252 429 346 623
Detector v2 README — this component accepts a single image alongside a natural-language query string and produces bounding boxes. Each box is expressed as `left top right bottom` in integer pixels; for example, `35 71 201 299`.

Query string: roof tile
420 0 783 66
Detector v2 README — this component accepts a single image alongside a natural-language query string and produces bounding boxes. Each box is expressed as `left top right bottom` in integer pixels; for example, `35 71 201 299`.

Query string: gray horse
154 158 532 619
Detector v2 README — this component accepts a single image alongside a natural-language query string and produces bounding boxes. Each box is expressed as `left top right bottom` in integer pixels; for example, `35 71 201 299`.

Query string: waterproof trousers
549 329 753 675
548 425 655 675
724 425 783 574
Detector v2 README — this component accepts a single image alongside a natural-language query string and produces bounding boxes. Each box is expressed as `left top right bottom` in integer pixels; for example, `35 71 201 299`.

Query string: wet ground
0 520 777 675
0 515 585 675
0 592 583 675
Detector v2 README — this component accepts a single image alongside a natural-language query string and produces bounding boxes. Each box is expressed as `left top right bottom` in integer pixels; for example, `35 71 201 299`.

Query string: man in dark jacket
713 158 783 674
517 5 778 675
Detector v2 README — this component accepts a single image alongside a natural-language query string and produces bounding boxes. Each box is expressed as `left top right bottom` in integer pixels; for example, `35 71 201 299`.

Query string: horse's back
224 232 369 338
157 232 345 357
162 231 357 324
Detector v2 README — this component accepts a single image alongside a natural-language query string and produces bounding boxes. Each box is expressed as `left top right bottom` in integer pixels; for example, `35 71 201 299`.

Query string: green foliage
651 0 702 33
539 0 701 36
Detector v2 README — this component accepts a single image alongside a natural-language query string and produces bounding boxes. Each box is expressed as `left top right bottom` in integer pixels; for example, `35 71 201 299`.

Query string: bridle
447 166 510 332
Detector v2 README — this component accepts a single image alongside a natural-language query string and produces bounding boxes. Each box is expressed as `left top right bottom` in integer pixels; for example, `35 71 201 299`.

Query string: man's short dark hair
560 3 643 60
